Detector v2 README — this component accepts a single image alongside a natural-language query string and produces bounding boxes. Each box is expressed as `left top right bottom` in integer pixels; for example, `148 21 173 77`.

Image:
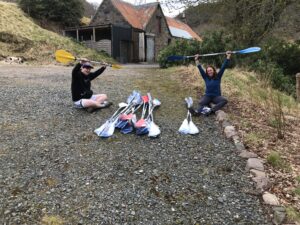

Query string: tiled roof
111 0 158 30
110 0 201 40
166 17 201 40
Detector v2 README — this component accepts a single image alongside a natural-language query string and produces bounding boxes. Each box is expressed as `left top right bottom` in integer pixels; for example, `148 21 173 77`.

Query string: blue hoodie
197 59 230 97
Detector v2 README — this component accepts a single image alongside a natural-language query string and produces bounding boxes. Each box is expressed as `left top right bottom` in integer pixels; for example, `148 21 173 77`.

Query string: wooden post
93 28 96 42
76 29 79 42
297 73 300 102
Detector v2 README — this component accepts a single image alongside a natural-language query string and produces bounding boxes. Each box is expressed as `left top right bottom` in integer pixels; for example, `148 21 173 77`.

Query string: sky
86 0 184 17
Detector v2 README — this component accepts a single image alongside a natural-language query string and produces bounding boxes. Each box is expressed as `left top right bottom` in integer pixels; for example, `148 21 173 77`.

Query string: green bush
262 38 300 76
158 39 201 68
158 31 236 68
250 59 295 96
19 0 83 26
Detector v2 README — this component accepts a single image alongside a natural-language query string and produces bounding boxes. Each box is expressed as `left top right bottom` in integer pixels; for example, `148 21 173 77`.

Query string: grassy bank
173 64 300 221
0 2 111 64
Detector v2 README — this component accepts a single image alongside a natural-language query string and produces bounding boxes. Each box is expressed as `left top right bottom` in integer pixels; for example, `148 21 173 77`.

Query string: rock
263 192 280 205
235 142 246 151
239 150 258 158
216 110 228 122
252 176 270 193
224 126 237 139
246 158 264 171
222 121 231 128
250 169 266 178
272 206 286 225
232 135 240 144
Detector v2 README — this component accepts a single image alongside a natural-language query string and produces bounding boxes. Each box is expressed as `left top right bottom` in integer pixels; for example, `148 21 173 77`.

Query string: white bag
179 118 190 134
188 120 199 134
148 121 161 137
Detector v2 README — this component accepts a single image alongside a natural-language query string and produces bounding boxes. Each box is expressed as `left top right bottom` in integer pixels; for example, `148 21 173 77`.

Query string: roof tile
110 0 201 40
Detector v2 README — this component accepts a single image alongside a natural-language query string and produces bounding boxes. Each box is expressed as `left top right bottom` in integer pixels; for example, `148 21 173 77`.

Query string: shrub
158 31 236 68
250 59 295 96
262 38 300 76
19 0 83 27
158 39 201 68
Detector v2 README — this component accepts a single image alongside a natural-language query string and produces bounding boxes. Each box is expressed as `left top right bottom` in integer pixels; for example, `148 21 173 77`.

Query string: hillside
180 1 300 41
0 2 110 64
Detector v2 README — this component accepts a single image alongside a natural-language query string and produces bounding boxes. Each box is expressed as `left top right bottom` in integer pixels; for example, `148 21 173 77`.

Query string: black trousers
197 95 228 112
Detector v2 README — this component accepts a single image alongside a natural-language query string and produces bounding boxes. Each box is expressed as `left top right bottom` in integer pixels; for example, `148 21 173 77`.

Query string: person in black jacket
71 59 111 112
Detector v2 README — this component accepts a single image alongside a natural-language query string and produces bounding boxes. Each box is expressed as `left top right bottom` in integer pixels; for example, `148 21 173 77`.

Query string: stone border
215 110 292 225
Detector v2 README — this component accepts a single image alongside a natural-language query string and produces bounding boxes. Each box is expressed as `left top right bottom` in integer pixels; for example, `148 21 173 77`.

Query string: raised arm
218 51 232 78
195 54 206 79
88 65 107 80
72 63 82 76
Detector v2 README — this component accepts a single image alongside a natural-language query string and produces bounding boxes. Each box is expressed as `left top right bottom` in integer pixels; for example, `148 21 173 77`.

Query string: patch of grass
267 151 291 171
268 118 282 128
285 206 300 222
41 215 64 225
296 176 300 183
294 187 300 196
244 131 265 146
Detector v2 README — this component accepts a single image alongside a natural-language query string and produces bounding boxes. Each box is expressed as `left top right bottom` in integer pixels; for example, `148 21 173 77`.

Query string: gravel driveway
0 64 271 225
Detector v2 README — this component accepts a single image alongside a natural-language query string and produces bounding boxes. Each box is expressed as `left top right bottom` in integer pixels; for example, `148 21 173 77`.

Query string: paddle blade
152 98 161 107
111 64 122 69
185 97 193 109
136 127 149 135
55 49 76 64
167 55 187 62
120 122 134 134
100 124 115 138
237 47 261 54
94 121 109 136
115 119 127 129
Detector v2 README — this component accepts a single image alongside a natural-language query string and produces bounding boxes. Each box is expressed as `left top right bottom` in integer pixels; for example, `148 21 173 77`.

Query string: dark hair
206 65 217 79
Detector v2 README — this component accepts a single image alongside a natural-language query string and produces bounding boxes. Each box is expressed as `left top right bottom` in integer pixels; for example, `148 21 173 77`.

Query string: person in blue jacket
189 51 232 116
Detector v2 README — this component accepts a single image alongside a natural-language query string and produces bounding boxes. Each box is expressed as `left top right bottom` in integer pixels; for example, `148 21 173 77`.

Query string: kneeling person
71 59 111 112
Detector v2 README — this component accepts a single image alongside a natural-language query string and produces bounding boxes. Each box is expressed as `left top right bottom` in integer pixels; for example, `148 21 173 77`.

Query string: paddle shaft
77 58 110 67
184 51 238 58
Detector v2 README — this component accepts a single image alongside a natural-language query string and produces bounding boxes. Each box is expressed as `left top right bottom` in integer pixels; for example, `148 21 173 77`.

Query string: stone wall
145 5 172 61
90 0 130 28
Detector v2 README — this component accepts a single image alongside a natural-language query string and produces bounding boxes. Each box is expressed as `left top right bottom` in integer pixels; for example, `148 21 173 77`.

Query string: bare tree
162 0 295 44
160 0 217 12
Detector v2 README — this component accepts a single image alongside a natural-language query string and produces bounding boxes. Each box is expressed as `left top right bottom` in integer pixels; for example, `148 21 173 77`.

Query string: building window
157 16 162 33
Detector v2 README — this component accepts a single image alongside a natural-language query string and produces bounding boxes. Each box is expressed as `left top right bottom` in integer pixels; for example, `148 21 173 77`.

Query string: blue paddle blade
167 55 187 62
136 127 149 135
237 47 261 54
115 120 128 129
120 123 134 134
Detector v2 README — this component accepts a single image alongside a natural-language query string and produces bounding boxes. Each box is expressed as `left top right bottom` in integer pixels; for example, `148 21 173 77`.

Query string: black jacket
71 63 106 101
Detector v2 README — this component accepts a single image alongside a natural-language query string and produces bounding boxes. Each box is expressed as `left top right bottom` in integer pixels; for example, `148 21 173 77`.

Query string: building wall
145 5 172 61
90 0 173 62
90 0 130 28
132 30 142 62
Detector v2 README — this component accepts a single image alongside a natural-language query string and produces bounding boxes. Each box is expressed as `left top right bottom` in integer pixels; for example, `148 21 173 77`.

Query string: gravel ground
0 64 271 225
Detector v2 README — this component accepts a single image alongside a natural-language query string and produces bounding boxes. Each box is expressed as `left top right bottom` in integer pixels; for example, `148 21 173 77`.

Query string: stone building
63 0 201 63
